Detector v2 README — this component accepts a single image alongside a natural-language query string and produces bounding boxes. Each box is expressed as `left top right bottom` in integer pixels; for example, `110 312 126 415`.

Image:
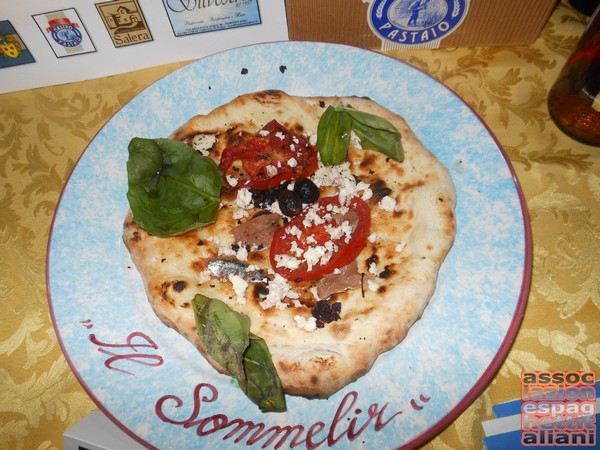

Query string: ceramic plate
48 41 531 450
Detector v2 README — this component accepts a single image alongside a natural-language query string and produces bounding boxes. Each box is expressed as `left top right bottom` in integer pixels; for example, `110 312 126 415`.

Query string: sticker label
96 0 153 48
162 0 262 37
0 21 35 68
367 0 469 47
33 9 96 57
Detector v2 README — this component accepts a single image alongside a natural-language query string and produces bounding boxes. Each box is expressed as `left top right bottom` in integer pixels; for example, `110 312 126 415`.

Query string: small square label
0 21 35 68
96 0 153 48
33 8 96 57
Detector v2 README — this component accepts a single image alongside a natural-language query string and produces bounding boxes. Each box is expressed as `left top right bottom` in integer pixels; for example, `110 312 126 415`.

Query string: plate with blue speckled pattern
47 41 531 450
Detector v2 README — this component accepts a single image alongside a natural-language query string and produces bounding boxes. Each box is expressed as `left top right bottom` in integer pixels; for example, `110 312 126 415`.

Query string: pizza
123 90 456 410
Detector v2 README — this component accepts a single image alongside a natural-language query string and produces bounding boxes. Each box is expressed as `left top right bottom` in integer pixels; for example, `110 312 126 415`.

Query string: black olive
250 188 277 209
277 189 303 217
293 178 320 204
251 182 294 209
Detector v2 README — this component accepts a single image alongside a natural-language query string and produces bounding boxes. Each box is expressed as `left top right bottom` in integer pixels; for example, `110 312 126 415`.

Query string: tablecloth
1 1 599 448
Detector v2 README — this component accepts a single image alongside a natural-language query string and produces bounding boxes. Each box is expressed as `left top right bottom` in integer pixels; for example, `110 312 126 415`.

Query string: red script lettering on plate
86 325 164 375
155 384 412 449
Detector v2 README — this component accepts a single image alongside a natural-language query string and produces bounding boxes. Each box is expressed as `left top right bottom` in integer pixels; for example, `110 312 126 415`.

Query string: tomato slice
270 195 371 281
219 120 318 190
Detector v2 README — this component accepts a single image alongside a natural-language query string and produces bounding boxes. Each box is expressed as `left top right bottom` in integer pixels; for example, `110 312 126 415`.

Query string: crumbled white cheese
191 133 217 156
395 241 407 253
311 161 372 206
258 129 270 137
368 232 378 243
260 274 299 311
233 208 249 220
274 253 302 270
266 165 278 177
302 204 327 227
303 245 328 270
379 195 397 212
311 161 352 189
219 246 234 257
228 274 248 305
367 279 380 292
218 242 248 261
299 239 337 271
325 220 353 243
267 200 283 216
294 315 317 332
360 186 373 201
236 245 249 261
235 188 253 209
369 262 379 276
226 175 239 187
286 225 302 239
289 241 303 258
287 157 298 168
308 131 318 147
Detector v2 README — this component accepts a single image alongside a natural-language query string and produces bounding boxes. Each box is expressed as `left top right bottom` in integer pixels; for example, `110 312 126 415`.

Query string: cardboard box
285 0 558 49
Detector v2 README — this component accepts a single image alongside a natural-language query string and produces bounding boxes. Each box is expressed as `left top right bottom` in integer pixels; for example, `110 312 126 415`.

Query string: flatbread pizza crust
123 90 456 398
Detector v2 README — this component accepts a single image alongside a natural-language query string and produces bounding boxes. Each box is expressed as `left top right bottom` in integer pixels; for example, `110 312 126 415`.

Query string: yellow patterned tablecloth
2 1 599 449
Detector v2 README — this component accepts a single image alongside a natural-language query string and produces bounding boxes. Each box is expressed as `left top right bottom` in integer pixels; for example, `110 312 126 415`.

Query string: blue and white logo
51 23 83 48
368 0 469 46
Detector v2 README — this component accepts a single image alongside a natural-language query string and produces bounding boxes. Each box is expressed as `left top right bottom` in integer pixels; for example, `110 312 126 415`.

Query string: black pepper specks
241 68 248 75
279 65 287 73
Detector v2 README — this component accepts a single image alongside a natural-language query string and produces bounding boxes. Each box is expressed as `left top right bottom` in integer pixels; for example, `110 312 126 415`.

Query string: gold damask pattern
1 1 598 448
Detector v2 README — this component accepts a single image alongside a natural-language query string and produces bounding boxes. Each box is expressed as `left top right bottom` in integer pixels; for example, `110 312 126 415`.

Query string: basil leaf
316 102 404 165
192 294 250 389
334 104 401 135
351 121 404 162
244 334 286 412
192 295 287 413
317 105 352 165
126 137 225 237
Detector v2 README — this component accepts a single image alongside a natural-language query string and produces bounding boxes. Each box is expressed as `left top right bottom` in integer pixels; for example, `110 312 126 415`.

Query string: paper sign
0 20 35 68
33 8 96 57
95 0 154 48
162 0 261 36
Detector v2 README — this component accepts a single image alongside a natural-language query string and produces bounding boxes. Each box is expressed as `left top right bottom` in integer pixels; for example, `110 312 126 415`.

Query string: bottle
547 5 600 146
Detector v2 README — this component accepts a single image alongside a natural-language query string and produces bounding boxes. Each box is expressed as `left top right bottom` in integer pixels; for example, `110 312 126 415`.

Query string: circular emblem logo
50 23 83 48
368 0 469 46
